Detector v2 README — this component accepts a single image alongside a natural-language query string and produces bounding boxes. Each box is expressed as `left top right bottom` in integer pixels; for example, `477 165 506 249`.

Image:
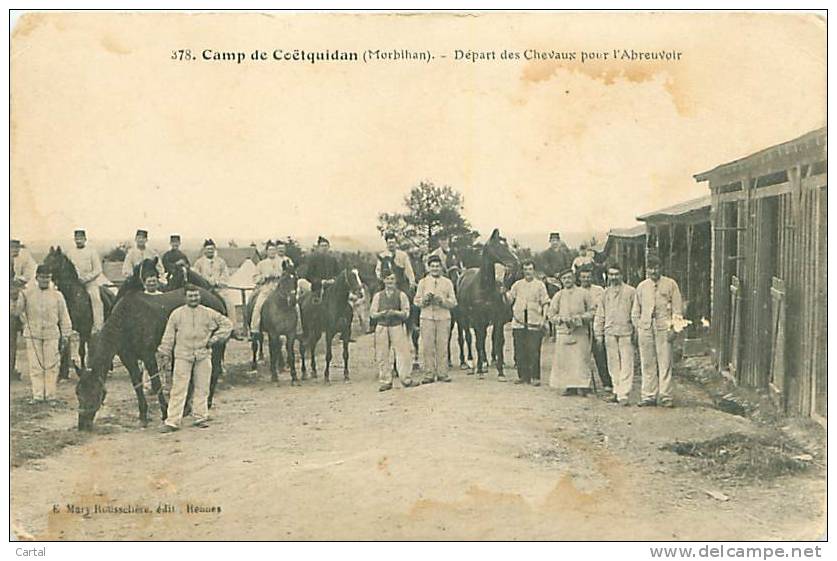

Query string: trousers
605 334 635 401
27 337 60 400
420 318 450 379
374 324 411 384
165 356 211 428
85 283 104 332
512 328 543 382
637 324 672 402
250 283 277 332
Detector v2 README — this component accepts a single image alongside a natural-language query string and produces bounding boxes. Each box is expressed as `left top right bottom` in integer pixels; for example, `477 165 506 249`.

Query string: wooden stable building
637 196 713 326
602 224 647 286
695 127 827 421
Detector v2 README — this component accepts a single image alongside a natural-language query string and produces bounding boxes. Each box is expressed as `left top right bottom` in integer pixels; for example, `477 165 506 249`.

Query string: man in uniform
67 229 108 332
11 239 37 289
594 264 636 405
249 240 294 336
425 233 463 275
369 265 413 391
193 239 229 288
632 255 683 408
157 284 233 433
505 259 550 386
375 232 416 289
414 254 457 384
161 234 190 281
122 229 165 282
538 232 571 286
578 265 612 393
16 265 73 404
304 236 340 295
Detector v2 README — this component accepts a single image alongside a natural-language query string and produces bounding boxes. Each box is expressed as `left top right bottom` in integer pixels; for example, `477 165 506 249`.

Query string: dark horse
446 264 474 369
376 254 421 370
299 267 363 383
456 229 519 379
43 247 116 379
75 285 228 430
244 266 300 383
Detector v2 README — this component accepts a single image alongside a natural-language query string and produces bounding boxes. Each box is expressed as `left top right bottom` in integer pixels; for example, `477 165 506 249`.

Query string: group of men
506 236 683 407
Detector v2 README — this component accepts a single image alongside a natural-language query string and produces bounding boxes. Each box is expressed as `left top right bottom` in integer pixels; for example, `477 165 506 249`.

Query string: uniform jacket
157 304 233 361
17 287 73 340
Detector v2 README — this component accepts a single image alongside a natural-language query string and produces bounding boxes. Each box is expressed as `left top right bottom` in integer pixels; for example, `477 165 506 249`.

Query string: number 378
171 49 193 60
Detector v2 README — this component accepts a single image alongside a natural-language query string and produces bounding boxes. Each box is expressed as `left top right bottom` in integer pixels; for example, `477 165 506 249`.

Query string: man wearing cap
122 229 165 281
505 259 550 386
632 255 683 408
11 239 38 289
157 283 233 433
594 264 636 405
15 265 73 404
249 240 293 335
414 254 457 384
193 239 229 288
425 233 464 275
370 265 413 391
303 236 340 295
538 233 571 285
375 233 416 288
578 264 613 394
67 229 107 332
162 234 190 281
10 275 26 381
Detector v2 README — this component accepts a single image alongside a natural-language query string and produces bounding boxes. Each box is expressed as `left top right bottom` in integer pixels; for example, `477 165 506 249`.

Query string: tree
377 181 480 254
103 242 129 262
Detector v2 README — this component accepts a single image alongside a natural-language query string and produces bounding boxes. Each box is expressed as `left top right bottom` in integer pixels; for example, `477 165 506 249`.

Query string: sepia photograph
7 8 827 546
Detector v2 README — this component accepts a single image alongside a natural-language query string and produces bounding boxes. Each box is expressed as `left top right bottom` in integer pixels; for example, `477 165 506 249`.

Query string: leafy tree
103 242 129 262
377 181 480 255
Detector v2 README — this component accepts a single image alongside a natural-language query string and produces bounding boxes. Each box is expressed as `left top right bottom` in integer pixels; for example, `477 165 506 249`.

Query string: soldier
16 265 73 404
425 233 463 274
414 254 457 384
122 229 165 281
249 240 285 336
161 234 190 280
10 239 37 289
578 265 613 393
66 228 108 332
157 284 233 433
375 232 416 289
594 264 636 406
370 265 413 391
632 255 683 408
505 259 550 386
193 239 229 288
303 236 340 295
538 232 571 288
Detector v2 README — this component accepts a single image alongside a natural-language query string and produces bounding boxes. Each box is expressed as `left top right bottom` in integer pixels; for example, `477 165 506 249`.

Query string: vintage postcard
8 10 826 544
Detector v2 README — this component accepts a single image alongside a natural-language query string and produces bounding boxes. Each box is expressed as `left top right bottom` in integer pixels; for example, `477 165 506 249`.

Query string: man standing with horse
15 265 73 404
370 264 413 391
122 229 165 282
193 239 229 288
67 228 108 333
414 254 457 384
157 284 233 432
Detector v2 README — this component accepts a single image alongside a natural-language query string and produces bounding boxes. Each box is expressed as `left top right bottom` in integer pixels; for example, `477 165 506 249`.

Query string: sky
11 12 825 250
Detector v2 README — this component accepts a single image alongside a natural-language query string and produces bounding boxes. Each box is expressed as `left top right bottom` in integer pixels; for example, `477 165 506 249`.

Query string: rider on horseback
161 234 191 283
122 229 165 283
303 235 341 299
249 240 294 338
66 228 108 333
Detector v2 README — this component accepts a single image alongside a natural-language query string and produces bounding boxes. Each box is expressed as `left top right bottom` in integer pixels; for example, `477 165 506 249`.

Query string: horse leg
299 337 307 380
268 334 279 383
146 355 168 420
124 358 149 427
492 321 506 380
258 336 265 361
277 335 286 372
474 326 487 377
310 332 320 378
341 330 350 382
250 333 260 371
287 335 298 385
208 345 222 409
324 331 334 384
58 345 70 380
447 318 455 369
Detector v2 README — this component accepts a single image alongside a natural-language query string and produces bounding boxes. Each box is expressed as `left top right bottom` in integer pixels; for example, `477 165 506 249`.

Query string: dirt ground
10 329 826 541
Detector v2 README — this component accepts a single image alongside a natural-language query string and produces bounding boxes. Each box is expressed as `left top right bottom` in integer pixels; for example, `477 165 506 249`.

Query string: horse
244 266 300 383
446 264 474 369
75 286 228 431
456 229 519 379
376 254 421 371
299 267 363 383
43 247 116 379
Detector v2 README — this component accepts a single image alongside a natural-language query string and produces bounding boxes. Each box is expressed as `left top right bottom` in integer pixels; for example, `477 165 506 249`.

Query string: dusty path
10 331 825 540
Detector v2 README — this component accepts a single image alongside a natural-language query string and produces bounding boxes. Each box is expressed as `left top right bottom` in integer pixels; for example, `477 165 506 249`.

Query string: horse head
74 338 108 431
345 268 364 300
277 265 299 307
484 229 519 269
44 246 78 285
377 254 407 291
